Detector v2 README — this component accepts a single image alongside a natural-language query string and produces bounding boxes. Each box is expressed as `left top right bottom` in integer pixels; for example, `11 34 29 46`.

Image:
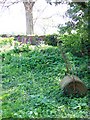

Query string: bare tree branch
33 5 48 25
0 0 38 8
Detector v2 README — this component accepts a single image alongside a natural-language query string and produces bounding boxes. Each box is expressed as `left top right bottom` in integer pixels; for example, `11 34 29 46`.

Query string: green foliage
13 43 30 53
0 37 14 47
59 33 88 56
44 34 58 46
1 42 89 118
58 1 89 56
13 42 20 53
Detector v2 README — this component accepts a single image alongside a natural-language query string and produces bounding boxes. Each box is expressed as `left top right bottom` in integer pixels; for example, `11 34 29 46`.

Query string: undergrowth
0 40 89 119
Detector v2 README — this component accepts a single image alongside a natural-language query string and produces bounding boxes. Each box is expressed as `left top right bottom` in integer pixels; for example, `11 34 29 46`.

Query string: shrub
43 34 59 46
0 37 14 46
59 33 89 56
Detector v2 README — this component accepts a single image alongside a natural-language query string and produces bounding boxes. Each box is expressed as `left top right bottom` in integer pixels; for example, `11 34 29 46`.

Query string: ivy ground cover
0 39 89 119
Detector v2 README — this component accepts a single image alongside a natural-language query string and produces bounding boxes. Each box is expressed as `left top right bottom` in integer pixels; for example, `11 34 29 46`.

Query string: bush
59 33 89 56
43 34 59 46
0 37 14 46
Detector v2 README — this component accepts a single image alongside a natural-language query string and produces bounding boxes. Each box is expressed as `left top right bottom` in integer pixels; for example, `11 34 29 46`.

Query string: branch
45 0 69 5
5 1 21 8
0 0 22 9
33 5 48 25
0 0 38 8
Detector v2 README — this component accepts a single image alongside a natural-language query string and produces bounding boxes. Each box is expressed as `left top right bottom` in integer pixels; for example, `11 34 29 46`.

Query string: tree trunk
23 1 35 35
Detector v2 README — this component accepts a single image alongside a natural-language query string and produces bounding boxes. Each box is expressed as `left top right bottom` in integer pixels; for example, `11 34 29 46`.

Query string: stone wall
14 35 45 45
0 34 45 45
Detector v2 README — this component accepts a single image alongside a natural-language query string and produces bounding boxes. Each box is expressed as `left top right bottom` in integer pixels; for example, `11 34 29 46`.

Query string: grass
0 38 89 119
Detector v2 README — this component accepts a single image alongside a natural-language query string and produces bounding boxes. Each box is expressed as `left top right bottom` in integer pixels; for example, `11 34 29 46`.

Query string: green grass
0 41 89 118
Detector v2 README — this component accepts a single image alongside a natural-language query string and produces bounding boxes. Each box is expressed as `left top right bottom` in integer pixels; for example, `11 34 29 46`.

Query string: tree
23 0 35 35
0 0 89 36
46 0 89 55
0 0 37 35
60 1 89 55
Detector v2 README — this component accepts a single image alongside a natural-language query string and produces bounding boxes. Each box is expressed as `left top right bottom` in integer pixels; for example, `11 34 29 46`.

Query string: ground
0 38 89 119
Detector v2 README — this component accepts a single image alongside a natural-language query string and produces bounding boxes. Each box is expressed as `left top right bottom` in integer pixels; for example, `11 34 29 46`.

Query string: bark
23 1 35 35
